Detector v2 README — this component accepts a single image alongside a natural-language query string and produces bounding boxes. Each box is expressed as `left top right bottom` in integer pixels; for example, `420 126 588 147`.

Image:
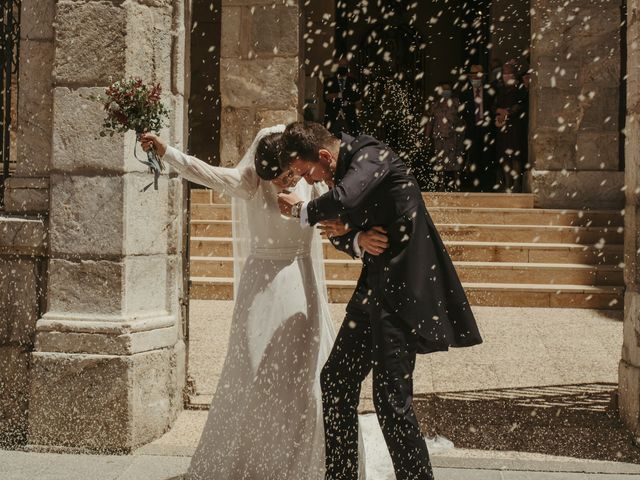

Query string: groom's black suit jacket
307 134 483 354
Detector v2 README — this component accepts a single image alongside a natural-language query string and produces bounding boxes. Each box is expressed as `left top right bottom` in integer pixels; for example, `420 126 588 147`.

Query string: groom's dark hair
255 132 284 181
280 122 338 169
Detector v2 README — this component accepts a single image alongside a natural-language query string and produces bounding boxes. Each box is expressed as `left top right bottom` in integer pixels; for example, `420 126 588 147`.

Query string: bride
141 126 348 479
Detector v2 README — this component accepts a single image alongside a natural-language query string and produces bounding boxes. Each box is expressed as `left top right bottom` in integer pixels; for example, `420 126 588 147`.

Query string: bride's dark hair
255 132 284 181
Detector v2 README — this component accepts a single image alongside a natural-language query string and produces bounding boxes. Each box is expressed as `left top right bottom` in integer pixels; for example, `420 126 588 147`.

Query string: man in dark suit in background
323 58 362 137
458 64 497 191
277 122 483 480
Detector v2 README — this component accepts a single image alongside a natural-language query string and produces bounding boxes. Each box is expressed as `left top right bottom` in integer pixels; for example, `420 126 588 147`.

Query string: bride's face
271 169 299 190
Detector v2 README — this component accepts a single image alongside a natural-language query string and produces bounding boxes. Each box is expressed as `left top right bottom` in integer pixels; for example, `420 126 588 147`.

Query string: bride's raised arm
162 146 259 201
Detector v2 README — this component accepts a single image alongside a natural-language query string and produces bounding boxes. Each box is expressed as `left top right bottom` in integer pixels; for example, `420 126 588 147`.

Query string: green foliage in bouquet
94 77 171 191
99 77 169 137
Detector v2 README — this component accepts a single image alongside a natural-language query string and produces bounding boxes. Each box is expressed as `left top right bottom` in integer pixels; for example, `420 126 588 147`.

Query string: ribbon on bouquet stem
134 132 165 192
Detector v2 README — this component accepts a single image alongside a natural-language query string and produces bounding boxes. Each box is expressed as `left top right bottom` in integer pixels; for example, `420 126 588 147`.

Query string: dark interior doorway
331 0 531 193
189 0 222 166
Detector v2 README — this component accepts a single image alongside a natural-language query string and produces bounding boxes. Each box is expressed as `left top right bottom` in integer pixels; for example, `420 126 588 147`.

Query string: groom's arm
329 227 389 259
328 230 361 259
305 146 391 226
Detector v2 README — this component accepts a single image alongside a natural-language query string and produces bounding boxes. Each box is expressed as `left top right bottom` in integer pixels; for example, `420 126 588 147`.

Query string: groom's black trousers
320 304 434 480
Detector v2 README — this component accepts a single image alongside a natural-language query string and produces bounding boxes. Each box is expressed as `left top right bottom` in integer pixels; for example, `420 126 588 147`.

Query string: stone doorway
185 0 632 444
351 21 428 161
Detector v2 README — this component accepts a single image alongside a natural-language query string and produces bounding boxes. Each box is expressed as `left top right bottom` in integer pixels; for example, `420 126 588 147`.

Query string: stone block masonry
0 217 47 447
10 0 191 453
529 0 625 209
219 0 301 166
620 0 640 436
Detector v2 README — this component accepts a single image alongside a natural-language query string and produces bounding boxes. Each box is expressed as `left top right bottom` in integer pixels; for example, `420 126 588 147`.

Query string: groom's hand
277 191 303 217
318 220 351 238
140 133 167 158
358 226 389 256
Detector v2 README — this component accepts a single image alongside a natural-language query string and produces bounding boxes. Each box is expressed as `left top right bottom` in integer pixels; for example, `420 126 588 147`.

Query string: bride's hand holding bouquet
96 77 170 191
139 133 167 158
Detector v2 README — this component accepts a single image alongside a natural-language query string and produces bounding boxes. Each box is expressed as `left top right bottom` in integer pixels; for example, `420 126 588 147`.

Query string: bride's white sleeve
162 146 258 200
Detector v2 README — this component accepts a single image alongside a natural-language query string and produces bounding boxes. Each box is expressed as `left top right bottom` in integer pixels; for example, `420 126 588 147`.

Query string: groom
278 122 483 480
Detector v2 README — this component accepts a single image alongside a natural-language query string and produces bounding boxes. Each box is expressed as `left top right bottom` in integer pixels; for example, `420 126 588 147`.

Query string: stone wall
620 0 640 435
3 0 55 214
0 217 47 446
529 0 624 209
219 0 301 167
0 0 53 449
19 0 189 453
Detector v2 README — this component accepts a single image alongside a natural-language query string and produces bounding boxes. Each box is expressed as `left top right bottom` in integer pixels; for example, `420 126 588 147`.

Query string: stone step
324 260 623 285
423 192 536 208
189 238 623 264
438 224 622 244
191 190 230 205
190 204 624 227
190 222 623 246
190 257 623 286
189 277 623 310
191 190 537 209
191 189 213 204
191 204 232 221
444 241 623 264
428 208 624 227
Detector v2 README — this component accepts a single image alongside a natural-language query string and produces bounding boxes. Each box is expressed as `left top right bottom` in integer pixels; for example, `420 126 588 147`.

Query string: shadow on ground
413 382 640 463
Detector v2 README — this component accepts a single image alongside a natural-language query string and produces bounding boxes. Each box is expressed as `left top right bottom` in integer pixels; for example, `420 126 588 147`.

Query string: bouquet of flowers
98 77 170 191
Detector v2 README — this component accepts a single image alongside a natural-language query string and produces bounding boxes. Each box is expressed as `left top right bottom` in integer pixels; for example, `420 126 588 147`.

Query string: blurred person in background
424 82 466 191
494 62 528 193
458 65 497 191
489 58 503 85
323 57 362 137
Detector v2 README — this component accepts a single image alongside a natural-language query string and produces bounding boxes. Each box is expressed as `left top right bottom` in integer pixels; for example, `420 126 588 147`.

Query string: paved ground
189 301 623 398
3 304 632 479
4 442 640 479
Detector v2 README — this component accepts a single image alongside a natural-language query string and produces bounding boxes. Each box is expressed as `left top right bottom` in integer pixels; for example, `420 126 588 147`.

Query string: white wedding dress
163 126 335 479
161 126 453 480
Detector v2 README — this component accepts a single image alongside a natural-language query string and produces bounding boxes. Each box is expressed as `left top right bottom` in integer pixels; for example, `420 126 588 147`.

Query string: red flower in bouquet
100 77 169 137
97 77 171 191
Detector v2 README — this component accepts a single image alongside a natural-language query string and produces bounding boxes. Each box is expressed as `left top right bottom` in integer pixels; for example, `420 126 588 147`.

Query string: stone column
529 0 624 209
219 0 301 167
619 0 640 435
27 0 188 452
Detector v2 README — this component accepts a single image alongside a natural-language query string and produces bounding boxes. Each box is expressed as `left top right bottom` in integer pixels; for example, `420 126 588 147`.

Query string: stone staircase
188 190 625 309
